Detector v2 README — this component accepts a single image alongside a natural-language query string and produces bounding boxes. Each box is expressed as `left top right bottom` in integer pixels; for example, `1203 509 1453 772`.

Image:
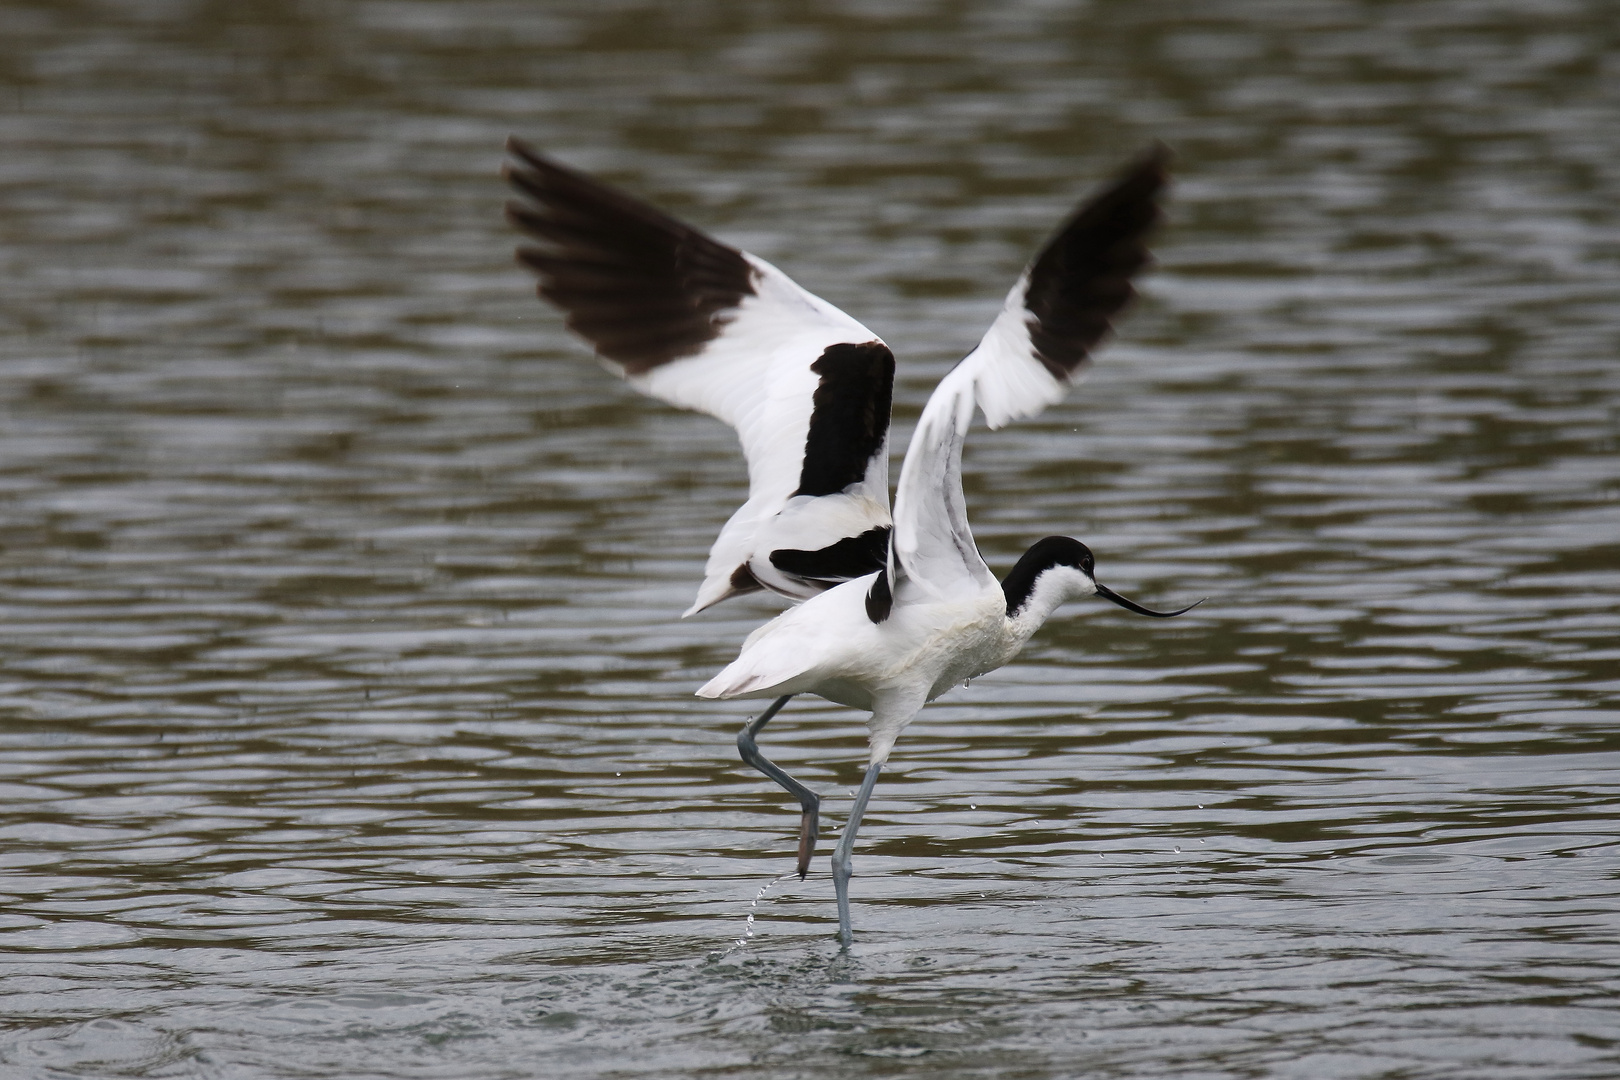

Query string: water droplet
1174 846 1181 854
722 870 797 956
969 804 976 810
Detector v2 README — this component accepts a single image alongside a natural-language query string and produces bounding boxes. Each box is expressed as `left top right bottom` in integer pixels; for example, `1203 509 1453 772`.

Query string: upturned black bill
1094 582 1203 618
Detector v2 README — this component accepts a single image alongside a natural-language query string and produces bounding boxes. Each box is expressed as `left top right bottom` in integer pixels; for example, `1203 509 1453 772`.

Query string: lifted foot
736 695 820 878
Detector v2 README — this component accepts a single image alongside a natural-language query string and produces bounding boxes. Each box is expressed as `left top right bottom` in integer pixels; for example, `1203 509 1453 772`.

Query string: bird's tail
696 667 784 700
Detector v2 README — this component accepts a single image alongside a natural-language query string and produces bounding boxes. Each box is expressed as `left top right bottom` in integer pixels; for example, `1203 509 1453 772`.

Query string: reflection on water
2 0 1618 1077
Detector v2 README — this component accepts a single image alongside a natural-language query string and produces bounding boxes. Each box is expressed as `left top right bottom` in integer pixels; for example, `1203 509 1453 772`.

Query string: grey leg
736 695 820 878
831 761 884 948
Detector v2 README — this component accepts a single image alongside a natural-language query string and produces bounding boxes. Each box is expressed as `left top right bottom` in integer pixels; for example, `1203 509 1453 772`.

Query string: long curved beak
1094 581 1203 618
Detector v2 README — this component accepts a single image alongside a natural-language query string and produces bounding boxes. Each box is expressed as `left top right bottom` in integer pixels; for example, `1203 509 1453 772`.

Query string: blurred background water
2 1 1618 1076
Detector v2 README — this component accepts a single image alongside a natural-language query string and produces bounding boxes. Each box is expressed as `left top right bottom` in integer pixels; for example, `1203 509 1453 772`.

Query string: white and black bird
504 137 1200 946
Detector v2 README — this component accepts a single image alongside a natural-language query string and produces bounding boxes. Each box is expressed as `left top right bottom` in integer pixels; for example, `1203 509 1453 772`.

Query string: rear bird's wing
504 138 895 615
885 146 1170 610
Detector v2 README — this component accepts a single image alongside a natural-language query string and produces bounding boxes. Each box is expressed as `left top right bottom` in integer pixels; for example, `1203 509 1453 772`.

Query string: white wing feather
631 255 892 614
504 141 895 615
890 146 1170 604
889 361 996 604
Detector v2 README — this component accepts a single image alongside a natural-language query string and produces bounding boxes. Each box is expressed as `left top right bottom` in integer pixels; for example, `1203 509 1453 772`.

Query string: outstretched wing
882 146 1170 612
503 138 895 615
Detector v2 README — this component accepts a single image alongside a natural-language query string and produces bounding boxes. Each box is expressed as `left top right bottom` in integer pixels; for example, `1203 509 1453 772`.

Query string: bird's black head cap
1002 536 1094 616
1001 536 1201 620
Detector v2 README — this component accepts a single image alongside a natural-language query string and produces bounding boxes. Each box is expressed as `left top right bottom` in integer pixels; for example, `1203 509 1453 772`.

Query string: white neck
1004 565 1094 646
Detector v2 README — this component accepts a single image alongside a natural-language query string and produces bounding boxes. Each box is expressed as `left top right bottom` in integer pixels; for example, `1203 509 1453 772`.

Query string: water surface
2 1 1618 1076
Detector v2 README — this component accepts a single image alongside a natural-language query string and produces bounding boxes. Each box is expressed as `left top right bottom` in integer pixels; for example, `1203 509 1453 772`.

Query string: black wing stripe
794 342 895 497
503 137 756 376
864 568 893 624
768 526 891 583
1024 144 1169 380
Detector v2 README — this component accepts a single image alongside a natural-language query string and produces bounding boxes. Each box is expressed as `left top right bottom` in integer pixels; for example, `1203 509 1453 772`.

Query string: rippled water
3 1 1619 1077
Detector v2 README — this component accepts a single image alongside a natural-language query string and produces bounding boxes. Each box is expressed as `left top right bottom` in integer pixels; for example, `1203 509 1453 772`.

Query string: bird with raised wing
504 138 1200 946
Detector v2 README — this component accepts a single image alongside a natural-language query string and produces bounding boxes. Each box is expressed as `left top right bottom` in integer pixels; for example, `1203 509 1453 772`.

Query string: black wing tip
1138 140 1174 170
1085 141 1174 217
503 137 623 200
504 135 577 175
503 136 565 187
502 138 650 222
1020 143 1175 379
1115 141 1174 194
501 135 757 373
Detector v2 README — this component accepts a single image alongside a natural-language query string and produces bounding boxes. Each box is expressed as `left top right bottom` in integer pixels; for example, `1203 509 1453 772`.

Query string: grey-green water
3 1 1618 1077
